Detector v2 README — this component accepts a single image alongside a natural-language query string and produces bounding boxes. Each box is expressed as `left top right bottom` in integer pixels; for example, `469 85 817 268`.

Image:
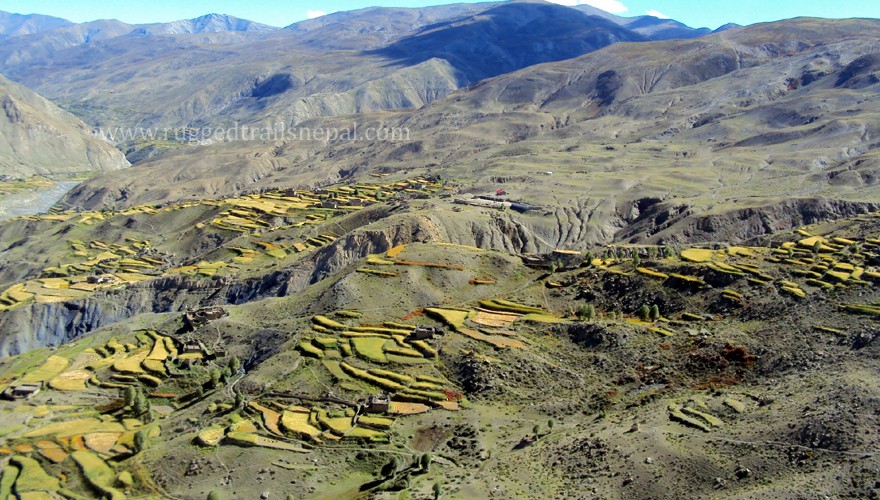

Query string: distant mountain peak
571 4 714 40
0 10 73 39
134 13 278 35
714 22 742 32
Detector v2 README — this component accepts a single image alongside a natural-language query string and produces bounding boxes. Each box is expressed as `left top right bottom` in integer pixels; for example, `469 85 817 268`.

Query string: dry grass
21 355 69 383
471 310 519 327
339 362 405 391
71 450 124 499
281 411 322 438
248 402 282 435
48 369 91 391
197 426 226 446
24 418 125 438
38 447 69 464
425 307 470 330
141 359 167 375
147 337 169 360
225 432 309 452
312 315 347 330
388 402 432 415
9 456 60 493
23 418 102 438
84 432 121 454
112 350 148 374
680 248 718 263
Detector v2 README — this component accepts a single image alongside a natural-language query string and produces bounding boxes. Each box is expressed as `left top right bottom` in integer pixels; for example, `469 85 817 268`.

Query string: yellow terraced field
281 411 322 438
471 310 519 327
680 248 718 263
112 350 149 374
350 337 388 363
425 307 470 330
147 338 169 360
386 245 406 258
48 370 92 391
249 402 283 435
198 426 226 446
22 355 69 383
83 432 121 454
22 418 114 438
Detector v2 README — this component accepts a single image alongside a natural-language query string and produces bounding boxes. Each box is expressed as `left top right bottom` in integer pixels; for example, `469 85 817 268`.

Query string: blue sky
1 0 878 30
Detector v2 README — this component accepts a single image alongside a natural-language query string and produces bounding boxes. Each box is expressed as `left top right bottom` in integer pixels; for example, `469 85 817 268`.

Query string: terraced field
0 177 443 314
0 173 879 498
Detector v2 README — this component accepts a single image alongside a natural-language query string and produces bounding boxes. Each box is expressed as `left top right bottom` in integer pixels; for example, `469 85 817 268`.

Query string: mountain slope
3 173 880 498
0 1 649 135
0 10 72 38
617 15 712 40
283 2 502 50
451 17 880 112
60 18 880 248
372 2 645 82
0 74 129 178
2 10 880 499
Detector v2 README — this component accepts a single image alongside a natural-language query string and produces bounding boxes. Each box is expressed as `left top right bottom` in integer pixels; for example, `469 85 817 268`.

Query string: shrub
649 305 660 322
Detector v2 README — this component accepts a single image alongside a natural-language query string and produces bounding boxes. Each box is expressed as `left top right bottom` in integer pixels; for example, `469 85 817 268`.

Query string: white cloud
306 10 327 19
547 0 629 14
645 9 671 19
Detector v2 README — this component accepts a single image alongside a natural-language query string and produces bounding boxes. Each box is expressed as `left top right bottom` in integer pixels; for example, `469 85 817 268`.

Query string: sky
0 0 878 30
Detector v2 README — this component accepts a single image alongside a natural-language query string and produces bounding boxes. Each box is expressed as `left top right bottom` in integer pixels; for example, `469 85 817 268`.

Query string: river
0 181 80 221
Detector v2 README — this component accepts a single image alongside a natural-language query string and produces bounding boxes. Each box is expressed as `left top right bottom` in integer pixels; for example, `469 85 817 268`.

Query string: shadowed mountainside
371 2 645 82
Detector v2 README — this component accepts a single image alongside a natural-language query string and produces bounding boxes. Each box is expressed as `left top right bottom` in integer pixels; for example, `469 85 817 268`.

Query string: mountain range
52 14 880 248
0 1 716 137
